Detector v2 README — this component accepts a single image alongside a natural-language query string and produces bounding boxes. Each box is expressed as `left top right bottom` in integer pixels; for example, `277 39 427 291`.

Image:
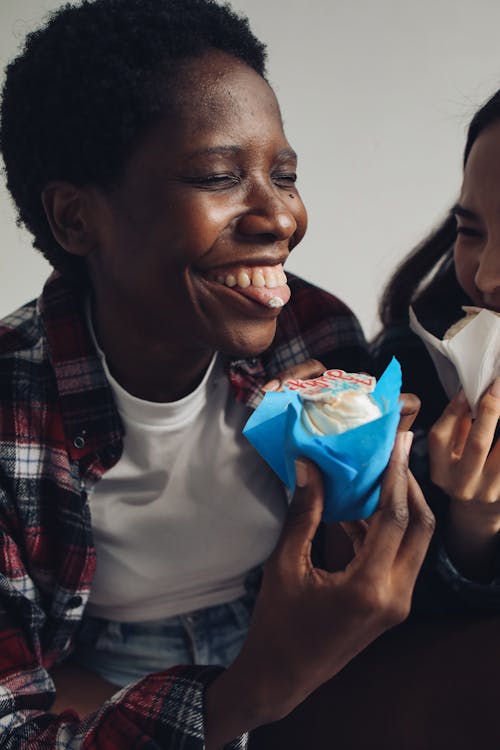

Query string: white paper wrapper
409 306 500 415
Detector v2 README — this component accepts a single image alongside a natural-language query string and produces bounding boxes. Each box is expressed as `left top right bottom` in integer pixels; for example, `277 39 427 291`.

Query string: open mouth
203 263 291 309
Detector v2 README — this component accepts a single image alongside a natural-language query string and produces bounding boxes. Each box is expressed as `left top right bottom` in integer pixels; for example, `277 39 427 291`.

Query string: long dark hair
379 89 500 328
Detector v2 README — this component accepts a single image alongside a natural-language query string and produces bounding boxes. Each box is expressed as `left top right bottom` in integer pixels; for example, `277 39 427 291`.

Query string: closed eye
456 225 482 238
197 173 238 184
273 172 298 187
453 204 482 238
188 173 241 190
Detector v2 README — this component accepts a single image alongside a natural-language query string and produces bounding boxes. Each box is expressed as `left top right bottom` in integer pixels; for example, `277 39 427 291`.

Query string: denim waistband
71 574 260 687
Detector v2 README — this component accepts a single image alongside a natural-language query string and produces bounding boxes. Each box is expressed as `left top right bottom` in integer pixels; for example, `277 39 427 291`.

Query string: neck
90 299 214 402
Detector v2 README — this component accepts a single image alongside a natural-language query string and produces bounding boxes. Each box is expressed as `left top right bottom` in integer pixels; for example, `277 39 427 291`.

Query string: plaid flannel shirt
0 271 368 749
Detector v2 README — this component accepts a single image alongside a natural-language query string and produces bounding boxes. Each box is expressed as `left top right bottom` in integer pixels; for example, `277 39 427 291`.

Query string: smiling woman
452 122 500 309
0 1 434 749
49 49 308 400
374 88 500 612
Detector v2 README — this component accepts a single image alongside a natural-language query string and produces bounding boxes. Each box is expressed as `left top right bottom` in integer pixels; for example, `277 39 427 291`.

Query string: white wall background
2 0 500 336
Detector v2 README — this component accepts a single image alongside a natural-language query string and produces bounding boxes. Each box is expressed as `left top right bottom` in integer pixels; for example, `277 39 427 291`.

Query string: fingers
339 520 369 554
481 437 500 502
429 390 471 451
270 459 324 573
458 383 500 480
429 384 500 501
354 432 414 573
428 390 471 482
323 522 358 571
398 392 421 432
346 435 433 617
394 471 435 578
262 359 325 392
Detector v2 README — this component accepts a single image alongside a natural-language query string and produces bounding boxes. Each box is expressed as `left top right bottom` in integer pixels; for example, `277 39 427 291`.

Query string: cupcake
298 377 382 436
444 305 500 339
410 304 500 415
243 360 402 521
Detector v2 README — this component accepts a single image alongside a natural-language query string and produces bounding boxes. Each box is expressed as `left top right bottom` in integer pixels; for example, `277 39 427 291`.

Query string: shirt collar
39 272 123 462
39 273 266 461
226 356 267 410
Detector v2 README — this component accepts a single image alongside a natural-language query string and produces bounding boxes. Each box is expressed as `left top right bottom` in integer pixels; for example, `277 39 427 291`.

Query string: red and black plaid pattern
0 271 367 748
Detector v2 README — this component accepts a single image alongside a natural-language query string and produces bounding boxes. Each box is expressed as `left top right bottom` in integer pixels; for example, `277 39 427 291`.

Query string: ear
41 182 98 257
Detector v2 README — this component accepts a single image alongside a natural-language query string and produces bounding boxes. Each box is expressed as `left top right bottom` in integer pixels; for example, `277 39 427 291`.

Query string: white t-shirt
86 334 287 622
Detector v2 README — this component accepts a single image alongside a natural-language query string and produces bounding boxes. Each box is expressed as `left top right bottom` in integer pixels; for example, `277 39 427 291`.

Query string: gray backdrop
2 0 500 335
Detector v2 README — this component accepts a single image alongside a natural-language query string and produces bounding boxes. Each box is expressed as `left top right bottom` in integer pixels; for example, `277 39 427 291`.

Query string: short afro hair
0 0 267 281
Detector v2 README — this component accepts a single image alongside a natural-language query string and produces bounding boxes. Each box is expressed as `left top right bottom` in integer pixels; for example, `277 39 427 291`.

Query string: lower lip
201 277 290 317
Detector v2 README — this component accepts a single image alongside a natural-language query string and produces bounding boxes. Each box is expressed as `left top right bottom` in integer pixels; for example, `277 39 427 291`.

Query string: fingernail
295 459 308 487
404 431 414 456
262 379 280 392
456 389 467 404
489 377 500 399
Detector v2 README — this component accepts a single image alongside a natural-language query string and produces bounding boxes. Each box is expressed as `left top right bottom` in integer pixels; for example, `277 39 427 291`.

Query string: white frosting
300 388 382 436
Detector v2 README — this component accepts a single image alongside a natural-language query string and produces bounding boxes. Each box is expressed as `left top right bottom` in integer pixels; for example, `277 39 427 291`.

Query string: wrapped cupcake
443 306 500 339
298 373 382 436
243 358 402 522
410 305 500 415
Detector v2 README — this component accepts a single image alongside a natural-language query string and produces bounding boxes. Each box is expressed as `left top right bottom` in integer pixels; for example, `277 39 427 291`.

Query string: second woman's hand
204 432 434 748
429 379 500 580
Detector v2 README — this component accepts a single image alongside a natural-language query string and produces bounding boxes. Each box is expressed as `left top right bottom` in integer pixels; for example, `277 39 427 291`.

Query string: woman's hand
204 432 434 748
398 392 421 432
323 391 421 573
428 378 500 579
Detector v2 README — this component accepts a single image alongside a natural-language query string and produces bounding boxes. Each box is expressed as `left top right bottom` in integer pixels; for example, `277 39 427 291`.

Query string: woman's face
85 49 307 360
454 119 500 312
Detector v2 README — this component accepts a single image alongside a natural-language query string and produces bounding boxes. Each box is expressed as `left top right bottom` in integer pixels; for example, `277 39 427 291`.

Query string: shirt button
73 434 86 449
185 615 194 625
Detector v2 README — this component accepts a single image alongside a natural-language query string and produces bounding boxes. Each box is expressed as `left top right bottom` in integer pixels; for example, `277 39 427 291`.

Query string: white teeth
252 269 266 288
268 296 285 308
215 266 287 289
237 270 251 288
264 267 278 288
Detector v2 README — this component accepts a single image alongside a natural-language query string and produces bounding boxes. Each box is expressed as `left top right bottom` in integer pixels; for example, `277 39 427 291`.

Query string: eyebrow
186 145 242 159
452 203 479 221
185 145 298 162
274 147 298 163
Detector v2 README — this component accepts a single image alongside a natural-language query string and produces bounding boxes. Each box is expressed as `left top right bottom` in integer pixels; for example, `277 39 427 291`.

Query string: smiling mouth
203 263 291 308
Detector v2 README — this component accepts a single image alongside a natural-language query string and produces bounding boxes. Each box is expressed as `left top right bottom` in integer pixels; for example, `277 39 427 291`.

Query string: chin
219 321 277 359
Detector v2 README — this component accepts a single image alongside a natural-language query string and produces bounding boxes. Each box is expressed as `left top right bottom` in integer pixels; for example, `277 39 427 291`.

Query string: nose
236 183 299 242
474 239 500 294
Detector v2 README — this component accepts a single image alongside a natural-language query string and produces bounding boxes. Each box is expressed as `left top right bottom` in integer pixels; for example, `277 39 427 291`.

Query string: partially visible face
85 49 307 359
454 119 500 312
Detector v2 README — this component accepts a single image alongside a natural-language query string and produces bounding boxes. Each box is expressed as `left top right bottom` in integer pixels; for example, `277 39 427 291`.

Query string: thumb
273 459 324 565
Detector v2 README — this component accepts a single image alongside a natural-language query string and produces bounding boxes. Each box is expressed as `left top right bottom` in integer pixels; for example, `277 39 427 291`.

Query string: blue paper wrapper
243 357 402 522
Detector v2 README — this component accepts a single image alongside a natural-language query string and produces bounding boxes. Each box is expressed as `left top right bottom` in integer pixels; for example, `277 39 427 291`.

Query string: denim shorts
71 580 259 687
